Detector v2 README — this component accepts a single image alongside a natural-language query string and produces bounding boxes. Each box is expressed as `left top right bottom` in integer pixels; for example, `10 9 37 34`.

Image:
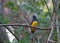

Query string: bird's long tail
31 33 34 40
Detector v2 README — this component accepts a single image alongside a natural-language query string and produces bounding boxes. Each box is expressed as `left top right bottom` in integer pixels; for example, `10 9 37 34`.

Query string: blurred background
0 0 60 43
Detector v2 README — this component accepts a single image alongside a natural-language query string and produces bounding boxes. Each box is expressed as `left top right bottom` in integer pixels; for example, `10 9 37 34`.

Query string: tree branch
4 26 19 42
56 15 60 43
55 0 60 43
47 0 56 43
0 24 51 30
0 22 19 42
20 15 31 32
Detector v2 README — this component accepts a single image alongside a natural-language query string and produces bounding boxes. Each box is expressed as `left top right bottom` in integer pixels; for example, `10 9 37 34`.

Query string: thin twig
44 0 51 14
44 0 53 21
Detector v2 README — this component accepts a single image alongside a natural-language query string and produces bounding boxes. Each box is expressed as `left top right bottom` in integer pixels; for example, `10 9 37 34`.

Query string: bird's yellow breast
32 21 38 26
31 21 38 33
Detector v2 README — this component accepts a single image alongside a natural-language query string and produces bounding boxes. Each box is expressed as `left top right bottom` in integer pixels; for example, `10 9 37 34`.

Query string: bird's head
32 15 37 19
32 15 37 21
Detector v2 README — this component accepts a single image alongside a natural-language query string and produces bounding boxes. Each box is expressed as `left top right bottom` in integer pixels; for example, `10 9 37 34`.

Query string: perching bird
31 15 38 33
31 15 38 40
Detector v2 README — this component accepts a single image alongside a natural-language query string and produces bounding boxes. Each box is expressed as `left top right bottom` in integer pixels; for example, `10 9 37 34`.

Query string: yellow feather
31 21 38 33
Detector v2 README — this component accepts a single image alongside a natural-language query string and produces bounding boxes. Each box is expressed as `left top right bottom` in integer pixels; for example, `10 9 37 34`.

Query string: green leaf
18 27 23 32
0 16 3 22
3 18 10 24
5 1 14 8
58 3 60 9
12 39 18 43
40 0 45 6
12 5 19 11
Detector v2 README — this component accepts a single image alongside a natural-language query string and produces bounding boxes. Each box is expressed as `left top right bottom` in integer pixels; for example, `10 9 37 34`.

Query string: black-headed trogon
31 15 38 33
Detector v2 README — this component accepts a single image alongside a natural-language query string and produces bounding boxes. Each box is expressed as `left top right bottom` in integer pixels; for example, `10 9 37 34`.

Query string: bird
31 15 38 33
30 15 38 41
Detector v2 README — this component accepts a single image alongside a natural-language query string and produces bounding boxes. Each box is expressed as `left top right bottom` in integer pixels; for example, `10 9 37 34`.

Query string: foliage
22 0 43 13
19 31 30 43
0 16 3 22
4 0 60 43
3 17 10 24
5 1 19 11
13 29 30 43
58 3 60 9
